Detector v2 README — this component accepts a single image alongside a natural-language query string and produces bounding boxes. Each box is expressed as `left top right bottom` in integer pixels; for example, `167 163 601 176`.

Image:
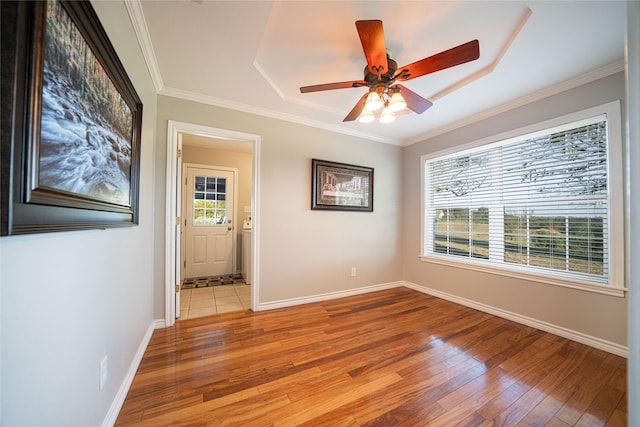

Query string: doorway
165 120 260 327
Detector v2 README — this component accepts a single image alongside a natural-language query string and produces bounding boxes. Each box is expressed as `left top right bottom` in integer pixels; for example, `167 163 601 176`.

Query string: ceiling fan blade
395 39 480 82
355 20 388 75
300 80 367 93
395 84 433 114
343 93 368 122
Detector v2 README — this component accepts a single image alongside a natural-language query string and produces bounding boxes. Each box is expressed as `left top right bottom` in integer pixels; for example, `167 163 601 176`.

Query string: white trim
175 134 183 317
165 122 179 327
123 0 164 92
418 255 626 298
419 101 625 296
152 319 166 330
159 86 400 146
164 122 183 326
159 60 621 149
101 322 156 427
182 163 239 278
252 60 286 102
256 281 403 311
165 121 261 327
126 0 621 149
404 60 625 147
251 141 261 312
420 101 621 162
402 281 628 358
430 7 532 102
606 101 625 292
101 276 628 427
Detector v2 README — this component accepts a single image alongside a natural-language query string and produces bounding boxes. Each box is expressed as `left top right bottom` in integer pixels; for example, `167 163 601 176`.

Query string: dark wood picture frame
1 0 142 235
311 159 373 212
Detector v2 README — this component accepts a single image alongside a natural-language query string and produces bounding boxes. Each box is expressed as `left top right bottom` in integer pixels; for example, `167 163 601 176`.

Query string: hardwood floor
115 287 627 426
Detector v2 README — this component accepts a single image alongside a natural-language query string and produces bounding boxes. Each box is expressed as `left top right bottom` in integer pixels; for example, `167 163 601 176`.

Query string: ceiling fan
299 20 480 123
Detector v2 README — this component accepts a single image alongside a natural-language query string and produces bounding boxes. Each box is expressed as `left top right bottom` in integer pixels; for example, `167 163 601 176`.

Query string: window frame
420 101 625 297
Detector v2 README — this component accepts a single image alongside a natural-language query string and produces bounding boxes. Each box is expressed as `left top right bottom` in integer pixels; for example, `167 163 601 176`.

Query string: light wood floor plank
115 288 627 426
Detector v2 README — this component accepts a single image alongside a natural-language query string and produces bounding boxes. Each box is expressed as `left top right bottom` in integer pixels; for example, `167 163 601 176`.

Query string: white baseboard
152 318 166 329
101 321 158 427
256 281 403 311
102 281 627 426
402 281 628 358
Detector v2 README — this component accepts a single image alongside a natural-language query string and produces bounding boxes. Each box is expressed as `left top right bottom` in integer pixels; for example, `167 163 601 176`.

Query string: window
193 175 227 225
421 102 624 295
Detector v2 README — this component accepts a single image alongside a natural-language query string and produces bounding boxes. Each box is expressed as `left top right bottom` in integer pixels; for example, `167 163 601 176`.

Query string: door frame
181 163 238 281
165 120 261 327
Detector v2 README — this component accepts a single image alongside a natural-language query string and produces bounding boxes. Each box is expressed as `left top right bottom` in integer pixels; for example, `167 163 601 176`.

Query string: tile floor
178 284 251 320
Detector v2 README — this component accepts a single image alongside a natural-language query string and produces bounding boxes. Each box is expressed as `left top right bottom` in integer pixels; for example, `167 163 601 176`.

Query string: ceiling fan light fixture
364 91 384 111
358 109 375 123
379 106 395 123
300 21 481 124
388 91 407 112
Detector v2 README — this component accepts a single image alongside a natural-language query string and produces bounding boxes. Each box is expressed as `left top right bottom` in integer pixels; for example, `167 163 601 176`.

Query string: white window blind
422 103 623 291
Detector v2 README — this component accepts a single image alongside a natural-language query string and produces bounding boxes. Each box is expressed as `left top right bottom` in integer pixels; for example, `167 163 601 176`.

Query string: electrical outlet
351 267 357 277
99 356 108 391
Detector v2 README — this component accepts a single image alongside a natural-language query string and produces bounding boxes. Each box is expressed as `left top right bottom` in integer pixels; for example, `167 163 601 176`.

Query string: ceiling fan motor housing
299 20 480 122
364 58 398 86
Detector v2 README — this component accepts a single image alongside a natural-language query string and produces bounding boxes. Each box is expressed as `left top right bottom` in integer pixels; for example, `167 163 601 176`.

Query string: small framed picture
311 159 373 212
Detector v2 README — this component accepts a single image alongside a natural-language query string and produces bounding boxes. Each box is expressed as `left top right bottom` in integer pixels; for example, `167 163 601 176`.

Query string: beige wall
1 1 158 425
402 72 628 347
155 96 404 312
1 1 635 425
182 144 253 271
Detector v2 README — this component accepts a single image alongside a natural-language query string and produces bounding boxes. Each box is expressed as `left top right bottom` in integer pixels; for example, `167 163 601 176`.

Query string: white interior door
184 165 236 279
175 134 183 318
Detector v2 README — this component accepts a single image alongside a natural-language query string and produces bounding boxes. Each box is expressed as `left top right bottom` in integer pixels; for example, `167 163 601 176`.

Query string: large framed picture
311 159 373 212
1 0 142 235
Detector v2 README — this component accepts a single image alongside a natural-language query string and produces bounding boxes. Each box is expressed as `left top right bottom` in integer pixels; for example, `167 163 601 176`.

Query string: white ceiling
131 0 626 146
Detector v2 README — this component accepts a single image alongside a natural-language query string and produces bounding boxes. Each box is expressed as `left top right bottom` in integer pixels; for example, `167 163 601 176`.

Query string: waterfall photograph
2 0 142 235
38 0 134 207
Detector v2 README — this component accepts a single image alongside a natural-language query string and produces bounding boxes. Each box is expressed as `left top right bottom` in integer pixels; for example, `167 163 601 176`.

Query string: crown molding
403 60 625 147
124 0 400 146
159 86 402 146
123 0 623 149
124 0 164 92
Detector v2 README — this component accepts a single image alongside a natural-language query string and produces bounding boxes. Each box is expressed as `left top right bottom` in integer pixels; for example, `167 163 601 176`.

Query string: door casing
165 120 260 327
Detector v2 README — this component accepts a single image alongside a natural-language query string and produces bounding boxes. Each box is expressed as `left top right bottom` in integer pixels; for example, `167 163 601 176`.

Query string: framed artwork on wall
1 0 142 235
311 159 374 212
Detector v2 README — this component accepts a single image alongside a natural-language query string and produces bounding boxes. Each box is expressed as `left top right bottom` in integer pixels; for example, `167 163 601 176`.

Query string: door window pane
193 176 227 225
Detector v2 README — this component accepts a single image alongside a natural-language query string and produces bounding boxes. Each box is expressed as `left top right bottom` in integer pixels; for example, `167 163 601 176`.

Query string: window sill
418 255 627 298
